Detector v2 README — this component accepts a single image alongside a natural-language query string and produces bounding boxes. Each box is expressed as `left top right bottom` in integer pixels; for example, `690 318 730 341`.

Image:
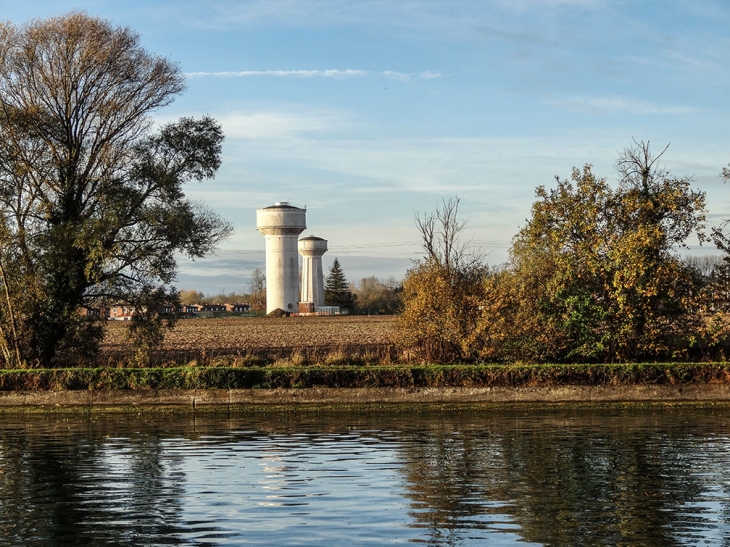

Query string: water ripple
1 408 730 545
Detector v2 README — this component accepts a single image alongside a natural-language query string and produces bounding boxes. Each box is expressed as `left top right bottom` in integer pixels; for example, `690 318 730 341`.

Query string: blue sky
3 1 730 295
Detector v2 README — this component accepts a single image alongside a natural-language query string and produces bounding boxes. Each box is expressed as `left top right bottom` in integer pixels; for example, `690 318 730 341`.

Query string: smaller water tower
256 202 307 314
298 236 328 311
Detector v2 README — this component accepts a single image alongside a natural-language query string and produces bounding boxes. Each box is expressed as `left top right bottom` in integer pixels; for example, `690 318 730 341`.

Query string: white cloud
186 69 443 81
382 70 444 81
664 50 720 74
548 95 701 115
224 134 609 202
382 71 412 82
186 69 368 78
181 121 728 279
208 0 603 30
216 110 348 140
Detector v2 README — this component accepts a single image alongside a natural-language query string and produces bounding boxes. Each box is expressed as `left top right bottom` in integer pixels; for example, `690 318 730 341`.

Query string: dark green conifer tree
324 258 355 312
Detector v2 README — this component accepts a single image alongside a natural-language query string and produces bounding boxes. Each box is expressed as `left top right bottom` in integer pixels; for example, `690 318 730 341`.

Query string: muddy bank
2 384 730 408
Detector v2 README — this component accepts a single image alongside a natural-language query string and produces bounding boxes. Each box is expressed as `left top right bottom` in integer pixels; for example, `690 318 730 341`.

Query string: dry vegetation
100 316 399 366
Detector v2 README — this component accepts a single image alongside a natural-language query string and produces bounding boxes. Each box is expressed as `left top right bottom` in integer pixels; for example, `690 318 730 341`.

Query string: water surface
1 405 729 546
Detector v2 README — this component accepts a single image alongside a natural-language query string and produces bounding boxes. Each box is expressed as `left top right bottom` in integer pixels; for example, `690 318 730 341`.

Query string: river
0 404 729 545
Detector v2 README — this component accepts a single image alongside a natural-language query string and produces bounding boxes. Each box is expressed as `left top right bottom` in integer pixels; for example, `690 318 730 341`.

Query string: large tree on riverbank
0 13 231 366
477 142 711 362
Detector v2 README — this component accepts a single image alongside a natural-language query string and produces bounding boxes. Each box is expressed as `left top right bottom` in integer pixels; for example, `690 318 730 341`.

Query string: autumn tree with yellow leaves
400 142 718 363
477 141 712 362
399 197 489 362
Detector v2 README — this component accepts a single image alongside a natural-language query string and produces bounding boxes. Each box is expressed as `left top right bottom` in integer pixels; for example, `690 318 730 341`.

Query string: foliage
179 290 206 305
400 262 487 362
324 258 355 311
179 289 255 306
477 142 713 362
683 255 730 315
709 164 730 310
0 13 231 366
2 362 730 391
351 276 402 315
399 197 489 362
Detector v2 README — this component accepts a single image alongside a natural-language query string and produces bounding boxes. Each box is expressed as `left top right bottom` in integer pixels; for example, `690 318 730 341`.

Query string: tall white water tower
298 236 328 309
256 202 307 314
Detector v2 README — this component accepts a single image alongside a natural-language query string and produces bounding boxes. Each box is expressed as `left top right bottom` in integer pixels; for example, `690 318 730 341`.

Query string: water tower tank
298 236 328 309
256 202 307 314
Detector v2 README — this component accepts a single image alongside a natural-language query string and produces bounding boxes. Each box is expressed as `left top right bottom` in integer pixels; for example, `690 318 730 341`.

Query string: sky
2 0 730 295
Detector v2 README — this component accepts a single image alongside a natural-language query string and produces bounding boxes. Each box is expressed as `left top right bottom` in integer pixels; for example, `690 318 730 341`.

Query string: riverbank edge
2 384 730 409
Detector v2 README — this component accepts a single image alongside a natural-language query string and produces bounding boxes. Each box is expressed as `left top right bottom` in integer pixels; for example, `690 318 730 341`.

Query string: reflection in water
396 411 729 546
0 407 728 545
0 417 189 546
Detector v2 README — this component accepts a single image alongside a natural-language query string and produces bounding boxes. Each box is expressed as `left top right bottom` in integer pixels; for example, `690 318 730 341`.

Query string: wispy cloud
491 0 603 9
187 69 443 80
209 0 603 29
548 95 701 115
226 135 591 198
216 110 349 140
187 69 367 78
183 119 728 281
382 70 444 81
664 50 720 74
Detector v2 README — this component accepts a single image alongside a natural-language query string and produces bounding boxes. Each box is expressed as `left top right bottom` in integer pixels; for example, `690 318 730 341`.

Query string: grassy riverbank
7 318 728 395
1 363 730 391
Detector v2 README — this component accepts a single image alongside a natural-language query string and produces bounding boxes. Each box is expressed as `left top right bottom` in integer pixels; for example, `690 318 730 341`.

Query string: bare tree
248 268 266 311
414 197 483 275
401 197 489 362
615 139 671 193
713 164 730 264
683 255 725 278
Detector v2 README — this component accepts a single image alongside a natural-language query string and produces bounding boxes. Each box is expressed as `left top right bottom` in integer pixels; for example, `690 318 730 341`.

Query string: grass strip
0 362 729 391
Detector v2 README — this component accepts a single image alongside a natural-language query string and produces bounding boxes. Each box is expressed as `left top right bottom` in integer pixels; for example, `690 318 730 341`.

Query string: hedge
0 363 729 391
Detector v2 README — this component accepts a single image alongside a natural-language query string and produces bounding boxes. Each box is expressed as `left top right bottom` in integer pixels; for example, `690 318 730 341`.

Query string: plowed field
101 315 398 365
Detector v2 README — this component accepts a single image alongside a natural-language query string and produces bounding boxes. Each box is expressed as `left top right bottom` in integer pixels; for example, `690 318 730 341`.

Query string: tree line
180 260 402 316
399 141 730 363
323 258 401 315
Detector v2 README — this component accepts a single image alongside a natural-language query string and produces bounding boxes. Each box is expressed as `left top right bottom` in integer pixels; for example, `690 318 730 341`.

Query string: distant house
109 304 180 319
181 304 200 316
78 307 105 319
201 304 226 312
110 302 252 319
315 306 341 315
109 305 135 321
159 304 175 315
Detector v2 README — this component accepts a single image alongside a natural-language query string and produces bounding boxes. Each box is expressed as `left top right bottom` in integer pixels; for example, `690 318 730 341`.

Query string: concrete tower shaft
256 203 306 314
298 236 328 308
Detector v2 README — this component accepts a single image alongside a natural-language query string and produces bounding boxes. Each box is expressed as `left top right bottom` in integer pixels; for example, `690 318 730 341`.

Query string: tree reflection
0 415 190 546
0 407 728 546
0 426 105 545
395 409 729 546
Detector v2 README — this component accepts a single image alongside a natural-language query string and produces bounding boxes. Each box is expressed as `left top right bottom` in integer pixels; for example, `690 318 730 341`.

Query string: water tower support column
299 236 328 309
256 202 307 314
